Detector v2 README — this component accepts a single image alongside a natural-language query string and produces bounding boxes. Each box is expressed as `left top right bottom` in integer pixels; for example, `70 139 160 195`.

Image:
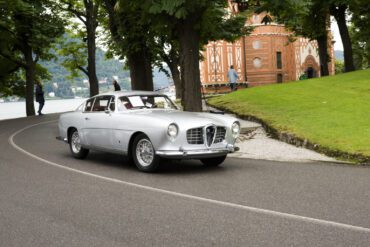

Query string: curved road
1 114 369 246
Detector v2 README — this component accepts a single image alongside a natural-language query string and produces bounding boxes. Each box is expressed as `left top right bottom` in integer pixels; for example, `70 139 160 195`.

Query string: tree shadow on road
82 151 227 176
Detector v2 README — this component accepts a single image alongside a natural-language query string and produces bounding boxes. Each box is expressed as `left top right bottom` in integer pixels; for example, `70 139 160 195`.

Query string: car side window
84 98 95 112
92 95 113 112
118 96 133 111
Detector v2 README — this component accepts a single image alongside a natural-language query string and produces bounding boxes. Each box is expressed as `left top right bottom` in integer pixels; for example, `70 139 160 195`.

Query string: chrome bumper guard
156 144 236 159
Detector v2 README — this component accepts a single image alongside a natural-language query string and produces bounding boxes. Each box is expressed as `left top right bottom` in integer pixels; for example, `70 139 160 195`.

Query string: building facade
200 2 335 93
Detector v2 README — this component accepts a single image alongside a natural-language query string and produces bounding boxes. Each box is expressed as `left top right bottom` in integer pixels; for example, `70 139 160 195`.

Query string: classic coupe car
57 91 240 172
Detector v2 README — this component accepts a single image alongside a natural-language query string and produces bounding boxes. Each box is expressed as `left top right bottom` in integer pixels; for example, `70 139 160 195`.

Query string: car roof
96 90 166 97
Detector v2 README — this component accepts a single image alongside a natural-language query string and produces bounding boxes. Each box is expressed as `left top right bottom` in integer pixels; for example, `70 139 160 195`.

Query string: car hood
125 109 236 127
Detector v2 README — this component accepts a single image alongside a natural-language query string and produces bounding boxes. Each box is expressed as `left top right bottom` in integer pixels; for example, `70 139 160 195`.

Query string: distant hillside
335 50 344 61
41 48 131 89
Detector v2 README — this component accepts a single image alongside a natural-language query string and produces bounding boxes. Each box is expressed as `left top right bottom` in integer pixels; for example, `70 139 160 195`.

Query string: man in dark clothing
113 79 121 91
35 80 45 115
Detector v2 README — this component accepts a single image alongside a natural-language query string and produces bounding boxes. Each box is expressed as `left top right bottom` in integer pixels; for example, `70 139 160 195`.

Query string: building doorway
302 55 320 79
306 67 315 78
277 73 283 83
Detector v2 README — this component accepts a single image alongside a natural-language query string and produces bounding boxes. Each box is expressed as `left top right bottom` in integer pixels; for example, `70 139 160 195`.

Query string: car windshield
118 95 177 111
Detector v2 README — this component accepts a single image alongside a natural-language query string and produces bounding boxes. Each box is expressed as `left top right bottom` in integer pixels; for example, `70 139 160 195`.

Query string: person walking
35 79 45 115
227 65 239 91
113 79 121 91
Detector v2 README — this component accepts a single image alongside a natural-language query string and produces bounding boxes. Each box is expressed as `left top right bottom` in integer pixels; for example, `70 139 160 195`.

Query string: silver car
57 91 240 172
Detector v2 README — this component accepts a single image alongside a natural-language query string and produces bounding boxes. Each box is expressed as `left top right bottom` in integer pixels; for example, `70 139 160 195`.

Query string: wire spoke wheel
71 131 81 154
136 139 154 167
69 129 89 159
132 134 160 172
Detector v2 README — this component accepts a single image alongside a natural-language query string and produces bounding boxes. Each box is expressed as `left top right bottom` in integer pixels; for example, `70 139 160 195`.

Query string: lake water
0 98 86 121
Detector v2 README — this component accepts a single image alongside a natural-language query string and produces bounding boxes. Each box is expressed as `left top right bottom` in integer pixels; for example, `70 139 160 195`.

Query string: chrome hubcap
136 139 154 167
71 132 81 153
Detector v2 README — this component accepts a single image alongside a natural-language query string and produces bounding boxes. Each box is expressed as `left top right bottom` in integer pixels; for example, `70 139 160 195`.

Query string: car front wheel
69 129 89 159
132 134 160 172
200 155 227 167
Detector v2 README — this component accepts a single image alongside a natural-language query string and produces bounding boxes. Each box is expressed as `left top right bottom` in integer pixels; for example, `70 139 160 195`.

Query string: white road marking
8 120 370 234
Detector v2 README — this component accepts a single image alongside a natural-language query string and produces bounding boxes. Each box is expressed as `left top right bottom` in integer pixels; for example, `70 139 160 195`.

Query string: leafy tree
57 0 101 97
154 40 182 99
349 0 370 69
350 26 369 70
329 0 355 72
102 0 154 91
0 0 64 116
335 60 344 74
102 0 248 110
144 0 249 111
57 32 88 79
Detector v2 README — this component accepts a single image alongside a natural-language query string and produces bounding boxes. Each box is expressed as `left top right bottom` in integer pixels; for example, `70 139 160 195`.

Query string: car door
109 96 136 153
82 95 114 150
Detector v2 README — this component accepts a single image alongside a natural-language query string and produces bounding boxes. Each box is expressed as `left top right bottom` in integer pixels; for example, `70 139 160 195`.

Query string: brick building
200 1 335 93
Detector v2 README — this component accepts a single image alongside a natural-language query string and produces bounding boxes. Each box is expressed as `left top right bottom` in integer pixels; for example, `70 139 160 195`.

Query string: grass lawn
208 69 370 159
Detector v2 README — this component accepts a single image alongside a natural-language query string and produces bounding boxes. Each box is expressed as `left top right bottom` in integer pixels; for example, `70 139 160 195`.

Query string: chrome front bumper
156 144 236 159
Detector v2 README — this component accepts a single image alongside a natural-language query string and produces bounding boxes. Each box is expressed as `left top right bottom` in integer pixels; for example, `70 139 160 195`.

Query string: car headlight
231 121 240 138
167 123 178 139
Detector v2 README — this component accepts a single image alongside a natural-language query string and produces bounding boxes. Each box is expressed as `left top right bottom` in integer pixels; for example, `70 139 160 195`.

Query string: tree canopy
0 0 64 115
1 0 368 116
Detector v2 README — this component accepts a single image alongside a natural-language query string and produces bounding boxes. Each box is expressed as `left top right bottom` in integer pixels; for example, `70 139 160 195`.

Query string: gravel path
228 115 337 163
204 102 337 163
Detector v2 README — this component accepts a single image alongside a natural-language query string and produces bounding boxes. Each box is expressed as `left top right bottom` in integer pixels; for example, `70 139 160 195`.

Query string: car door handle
85 117 90 120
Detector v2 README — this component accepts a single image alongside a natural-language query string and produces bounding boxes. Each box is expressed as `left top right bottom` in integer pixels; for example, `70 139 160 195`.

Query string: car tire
69 129 89 159
132 134 160 172
200 155 227 167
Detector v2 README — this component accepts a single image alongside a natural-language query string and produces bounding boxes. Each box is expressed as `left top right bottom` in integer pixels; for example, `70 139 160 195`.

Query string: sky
331 18 343 51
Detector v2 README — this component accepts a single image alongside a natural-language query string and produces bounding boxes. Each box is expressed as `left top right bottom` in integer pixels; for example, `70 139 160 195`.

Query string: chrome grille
214 127 226 143
187 128 204 144
206 126 216 147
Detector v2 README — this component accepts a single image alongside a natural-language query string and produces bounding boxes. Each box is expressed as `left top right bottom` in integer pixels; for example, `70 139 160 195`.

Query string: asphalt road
0 114 369 246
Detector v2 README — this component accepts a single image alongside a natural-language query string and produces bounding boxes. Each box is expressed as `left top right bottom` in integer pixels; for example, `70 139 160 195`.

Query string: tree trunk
24 45 36 116
86 31 99 96
317 35 329 76
103 0 121 46
85 2 99 96
128 50 153 91
165 50 182 99
169 64 182 99
331 5 355 72
177 18 202 112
